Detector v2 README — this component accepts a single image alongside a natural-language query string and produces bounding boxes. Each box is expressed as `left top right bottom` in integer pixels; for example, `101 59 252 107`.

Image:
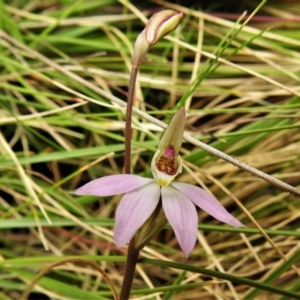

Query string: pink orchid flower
74 108 244 256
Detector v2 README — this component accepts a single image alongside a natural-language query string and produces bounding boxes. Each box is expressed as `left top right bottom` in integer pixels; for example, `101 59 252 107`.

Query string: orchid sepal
157 108 186 153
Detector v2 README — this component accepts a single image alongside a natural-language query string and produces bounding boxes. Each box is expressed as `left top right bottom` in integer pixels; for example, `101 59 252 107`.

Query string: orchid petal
161 186 198 257
114 183 160 247
73 175 154 197
171 182 244 227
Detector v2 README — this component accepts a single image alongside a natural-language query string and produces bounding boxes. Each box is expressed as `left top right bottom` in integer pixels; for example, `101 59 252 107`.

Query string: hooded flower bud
145 10 184 45
151 108 186 186
132 10 183 67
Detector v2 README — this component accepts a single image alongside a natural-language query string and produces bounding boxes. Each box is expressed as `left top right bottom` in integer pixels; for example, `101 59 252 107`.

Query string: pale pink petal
114 182 160 247
161 186 198 257
73 175 154 196
171 182 244 227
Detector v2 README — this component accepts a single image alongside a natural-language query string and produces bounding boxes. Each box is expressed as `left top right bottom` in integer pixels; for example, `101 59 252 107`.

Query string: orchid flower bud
151 108 186 186
145 10 184 45
132 10 183 67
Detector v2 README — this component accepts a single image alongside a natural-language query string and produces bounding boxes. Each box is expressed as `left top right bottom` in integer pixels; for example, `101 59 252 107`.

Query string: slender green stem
124 66 138 174
119 239 140 300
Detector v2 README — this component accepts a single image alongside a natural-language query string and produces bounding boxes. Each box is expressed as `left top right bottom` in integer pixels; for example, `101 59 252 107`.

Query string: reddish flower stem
124 66 138 174
120 66 140 298
119 239 140 300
